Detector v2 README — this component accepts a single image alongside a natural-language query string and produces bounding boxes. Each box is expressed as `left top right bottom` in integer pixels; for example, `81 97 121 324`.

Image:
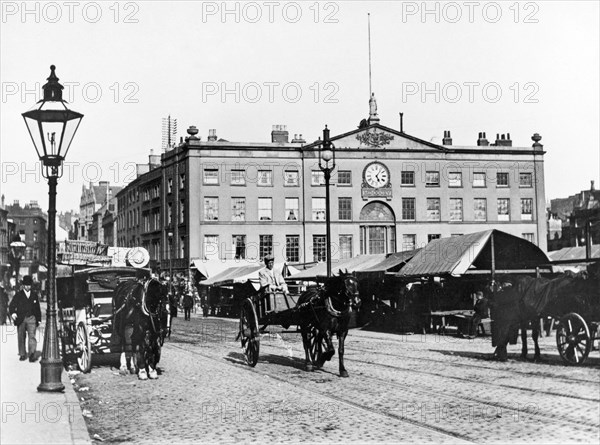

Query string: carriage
56 265 152 372
237 272 361 376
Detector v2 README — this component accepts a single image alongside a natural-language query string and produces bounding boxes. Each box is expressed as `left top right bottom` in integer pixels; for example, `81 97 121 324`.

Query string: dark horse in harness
297 271 361 377
112 278 169 380
491 263 599 362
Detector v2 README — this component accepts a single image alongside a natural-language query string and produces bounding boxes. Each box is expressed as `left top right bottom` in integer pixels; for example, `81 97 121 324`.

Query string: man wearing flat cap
258 255 288 295
9 275 42 362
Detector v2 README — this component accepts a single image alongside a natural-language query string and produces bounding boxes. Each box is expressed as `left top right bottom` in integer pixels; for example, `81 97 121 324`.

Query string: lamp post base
37 358 65 392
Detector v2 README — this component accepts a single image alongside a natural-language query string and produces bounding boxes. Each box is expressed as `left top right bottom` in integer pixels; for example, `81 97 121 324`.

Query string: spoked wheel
556 313 591 365
240 299 260 367
307 324 327 368
76 322 92 373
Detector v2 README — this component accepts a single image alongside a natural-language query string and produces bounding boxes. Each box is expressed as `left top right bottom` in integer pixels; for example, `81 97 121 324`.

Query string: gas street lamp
22 65 83 392
318 125 336 278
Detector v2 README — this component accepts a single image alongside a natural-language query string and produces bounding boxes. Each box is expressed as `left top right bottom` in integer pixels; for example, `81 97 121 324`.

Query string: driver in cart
258 255 289 295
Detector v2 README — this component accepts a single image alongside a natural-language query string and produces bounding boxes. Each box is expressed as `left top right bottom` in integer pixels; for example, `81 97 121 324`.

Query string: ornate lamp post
318 126 336 278
9 235 27 286
22 65 83 392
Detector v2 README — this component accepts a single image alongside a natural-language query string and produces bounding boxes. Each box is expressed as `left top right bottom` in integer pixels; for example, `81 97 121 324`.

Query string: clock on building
363 162 390 189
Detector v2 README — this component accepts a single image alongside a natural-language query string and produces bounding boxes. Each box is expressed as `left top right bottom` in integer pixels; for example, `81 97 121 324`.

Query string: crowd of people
156 272 200 325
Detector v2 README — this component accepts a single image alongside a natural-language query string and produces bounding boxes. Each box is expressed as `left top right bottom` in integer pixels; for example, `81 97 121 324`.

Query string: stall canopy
198 263 299 289
359 250 420 274
396 230 550 278
289 254 389 281
190 259 253 281
548 245 600 262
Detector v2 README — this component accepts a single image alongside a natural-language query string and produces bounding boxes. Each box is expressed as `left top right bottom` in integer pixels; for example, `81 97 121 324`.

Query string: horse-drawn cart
492 261 600 365
238 272 361 377
56 266 151 372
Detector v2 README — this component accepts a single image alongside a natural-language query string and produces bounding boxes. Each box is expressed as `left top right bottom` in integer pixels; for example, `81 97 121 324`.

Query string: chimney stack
291 133 306 143
442 130 452 145
271 125 289 143
208 129 218 142
494 133 512 147
591 180 596 191
477 132 489 146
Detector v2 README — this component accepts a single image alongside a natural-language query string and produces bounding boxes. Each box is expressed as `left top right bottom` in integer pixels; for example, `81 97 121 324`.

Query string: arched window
359 201 396 254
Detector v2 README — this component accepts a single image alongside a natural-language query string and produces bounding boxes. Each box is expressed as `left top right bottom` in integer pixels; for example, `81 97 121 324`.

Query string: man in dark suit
8 275 42 362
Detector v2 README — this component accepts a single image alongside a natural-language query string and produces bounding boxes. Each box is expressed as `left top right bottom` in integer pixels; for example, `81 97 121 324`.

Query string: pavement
0 318 91 445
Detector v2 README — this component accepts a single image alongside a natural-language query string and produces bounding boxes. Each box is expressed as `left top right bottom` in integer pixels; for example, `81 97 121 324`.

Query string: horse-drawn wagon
56 266 152 372
238 272 361 377
490 260 600 365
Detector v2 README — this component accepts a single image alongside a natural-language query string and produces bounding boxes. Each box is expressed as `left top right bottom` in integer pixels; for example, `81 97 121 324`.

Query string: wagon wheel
76 322 92 373
556 313 591 365
306 324 327 368
239 298 260 367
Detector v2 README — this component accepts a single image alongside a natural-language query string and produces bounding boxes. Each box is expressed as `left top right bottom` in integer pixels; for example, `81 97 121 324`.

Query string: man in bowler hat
9 275 42 362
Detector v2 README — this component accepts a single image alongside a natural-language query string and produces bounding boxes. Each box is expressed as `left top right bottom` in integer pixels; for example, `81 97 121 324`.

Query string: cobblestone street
73 314 600 444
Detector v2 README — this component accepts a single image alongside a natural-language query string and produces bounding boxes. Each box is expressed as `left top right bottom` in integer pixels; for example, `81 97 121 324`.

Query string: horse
297 270 361 377
112 278 169 380
490 266 598 362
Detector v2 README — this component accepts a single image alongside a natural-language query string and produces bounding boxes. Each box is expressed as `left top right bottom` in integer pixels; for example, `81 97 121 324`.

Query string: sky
1 0 598 212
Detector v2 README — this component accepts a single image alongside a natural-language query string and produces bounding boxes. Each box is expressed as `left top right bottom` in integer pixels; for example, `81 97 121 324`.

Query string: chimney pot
271 124 289 143
591 180 596 191
442 130 452 146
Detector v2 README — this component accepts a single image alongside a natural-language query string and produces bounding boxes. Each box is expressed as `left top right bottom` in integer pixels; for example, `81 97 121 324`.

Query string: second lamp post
318 126 336 278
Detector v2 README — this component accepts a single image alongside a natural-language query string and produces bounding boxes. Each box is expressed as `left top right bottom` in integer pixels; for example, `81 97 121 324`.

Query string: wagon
56 266 151 372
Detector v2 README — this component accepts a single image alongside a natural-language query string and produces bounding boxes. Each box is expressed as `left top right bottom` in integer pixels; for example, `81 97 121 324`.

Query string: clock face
364 162 390 188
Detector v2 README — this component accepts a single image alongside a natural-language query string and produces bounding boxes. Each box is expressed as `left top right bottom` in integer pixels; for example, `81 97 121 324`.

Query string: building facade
4 200 48 276
0 196 10 282
548 180 599 250
115 106 547 274
115 154 162 268
78 182 122 241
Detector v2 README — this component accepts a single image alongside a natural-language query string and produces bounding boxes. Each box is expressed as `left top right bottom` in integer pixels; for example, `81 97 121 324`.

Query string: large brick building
3 200 48 277
116 103 547 274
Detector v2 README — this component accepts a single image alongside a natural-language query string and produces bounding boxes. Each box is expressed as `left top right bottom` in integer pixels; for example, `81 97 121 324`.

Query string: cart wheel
307 324 327 367
76 322 92 373
556 313 591 365
240 299 260 367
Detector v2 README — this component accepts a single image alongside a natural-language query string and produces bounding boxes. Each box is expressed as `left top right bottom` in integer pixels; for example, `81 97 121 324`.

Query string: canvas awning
548 245 600 262
189 259 249 280
359 250 420 273
199 265 264 287
396 230 550 278
198 262 299 288
289 254 388 281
